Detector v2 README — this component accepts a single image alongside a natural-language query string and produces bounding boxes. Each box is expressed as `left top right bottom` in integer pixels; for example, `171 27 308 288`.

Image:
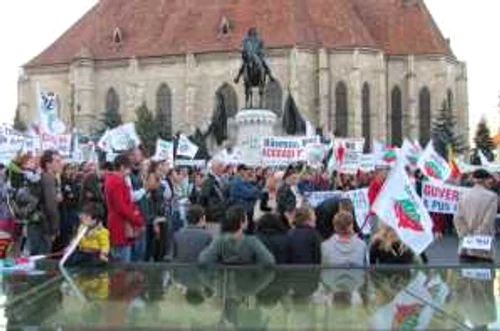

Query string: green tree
13 106 27 132
471 118 495 164
101 107 122 130
135 103 158 156
431 100 466 159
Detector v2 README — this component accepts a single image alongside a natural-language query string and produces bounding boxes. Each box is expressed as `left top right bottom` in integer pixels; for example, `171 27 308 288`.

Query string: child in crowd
173 205 212 263
287 206 322 264
67 202 110 267
321 211 367 266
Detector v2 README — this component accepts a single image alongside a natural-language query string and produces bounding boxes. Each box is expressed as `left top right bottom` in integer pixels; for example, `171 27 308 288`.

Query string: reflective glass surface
1 266 499 330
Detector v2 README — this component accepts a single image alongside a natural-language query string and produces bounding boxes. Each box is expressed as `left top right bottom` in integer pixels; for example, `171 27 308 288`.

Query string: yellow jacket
78 224 110 255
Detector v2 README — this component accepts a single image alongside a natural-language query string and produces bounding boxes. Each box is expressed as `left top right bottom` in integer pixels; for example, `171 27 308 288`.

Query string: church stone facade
18 0 468 146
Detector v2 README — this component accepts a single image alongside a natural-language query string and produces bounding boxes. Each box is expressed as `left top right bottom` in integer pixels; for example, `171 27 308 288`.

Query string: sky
0 0 499 135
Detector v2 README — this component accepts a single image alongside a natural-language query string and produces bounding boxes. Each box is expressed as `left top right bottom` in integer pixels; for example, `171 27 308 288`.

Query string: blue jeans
131 231 146 262
111 245 132 262
27 223 50 256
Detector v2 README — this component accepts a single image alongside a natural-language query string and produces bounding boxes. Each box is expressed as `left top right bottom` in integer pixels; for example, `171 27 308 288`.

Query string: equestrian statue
234 28 275 109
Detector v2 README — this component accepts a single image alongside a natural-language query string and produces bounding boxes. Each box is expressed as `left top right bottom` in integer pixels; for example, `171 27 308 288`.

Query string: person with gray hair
200 157 227 228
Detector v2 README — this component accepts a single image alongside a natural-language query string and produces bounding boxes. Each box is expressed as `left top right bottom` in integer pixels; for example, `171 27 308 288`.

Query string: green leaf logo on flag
394 189 424 232
392 303 424 330
424 160 444 180
383 149 397 163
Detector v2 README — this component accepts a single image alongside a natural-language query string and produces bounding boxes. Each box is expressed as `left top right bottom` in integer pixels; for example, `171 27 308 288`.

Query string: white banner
41 133 72 156
304 191 343 208
421 181 469 215
261 136 320 166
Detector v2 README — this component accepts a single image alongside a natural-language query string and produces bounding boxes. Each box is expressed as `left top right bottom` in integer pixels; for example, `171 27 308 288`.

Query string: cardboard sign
261 136 319 166
108 123 141 151
422 181 469 215
461 235 493 251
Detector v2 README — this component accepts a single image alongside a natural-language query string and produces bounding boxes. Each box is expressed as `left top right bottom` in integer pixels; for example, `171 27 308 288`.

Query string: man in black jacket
287 206 322 264
200 160 227 227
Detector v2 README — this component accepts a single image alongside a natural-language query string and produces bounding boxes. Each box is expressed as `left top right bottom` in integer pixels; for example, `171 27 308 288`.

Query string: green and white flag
373 157 434 255
417 141 451 182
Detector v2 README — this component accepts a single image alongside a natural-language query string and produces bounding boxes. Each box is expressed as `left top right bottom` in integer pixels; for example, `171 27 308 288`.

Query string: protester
143 161 164 262
200 159 227 232
322 211 367 266
104 154 143 262
80 161 106 223
287 206 322 264
255 213 290 264
277 166 299 215
173 205 212 263
28 150 62 255
126 147 148 261
369 224 419 265
198 205 275 266
454 169 498 263
228 164 261 233
67 202 109 267
59 164 80 249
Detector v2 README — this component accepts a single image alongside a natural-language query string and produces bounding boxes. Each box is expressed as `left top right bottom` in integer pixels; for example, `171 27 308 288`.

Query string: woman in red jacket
104 154 144 262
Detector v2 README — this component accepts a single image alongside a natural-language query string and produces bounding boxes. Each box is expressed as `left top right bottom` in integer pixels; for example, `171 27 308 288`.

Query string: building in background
17 0 468 146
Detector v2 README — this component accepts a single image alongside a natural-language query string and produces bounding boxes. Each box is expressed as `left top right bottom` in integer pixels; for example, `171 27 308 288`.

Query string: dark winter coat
287 224 322 265
200 174 226 223
276 184 296 215
256 216 290 264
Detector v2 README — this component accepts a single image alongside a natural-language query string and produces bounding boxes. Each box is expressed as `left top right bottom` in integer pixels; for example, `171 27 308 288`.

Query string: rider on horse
235 28 275 84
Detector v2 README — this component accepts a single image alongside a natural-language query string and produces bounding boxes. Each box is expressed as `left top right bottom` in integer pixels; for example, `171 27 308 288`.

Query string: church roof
26 0 453 67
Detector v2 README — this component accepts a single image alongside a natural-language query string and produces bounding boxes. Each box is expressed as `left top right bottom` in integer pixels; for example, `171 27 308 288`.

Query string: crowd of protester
0 145 498 267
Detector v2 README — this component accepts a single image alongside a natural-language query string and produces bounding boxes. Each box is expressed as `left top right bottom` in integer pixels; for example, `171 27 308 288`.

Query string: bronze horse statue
235 28 274 109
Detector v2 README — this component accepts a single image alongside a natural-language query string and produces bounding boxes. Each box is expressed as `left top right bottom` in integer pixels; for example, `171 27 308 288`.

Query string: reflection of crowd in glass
3 266 497 329
0 146 498 266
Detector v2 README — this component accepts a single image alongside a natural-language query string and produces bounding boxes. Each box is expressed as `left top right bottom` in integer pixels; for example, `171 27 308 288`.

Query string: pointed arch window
105 87 120 113
335 82 348 137
391 86 403 146
156 83 172 138
419 86 431 146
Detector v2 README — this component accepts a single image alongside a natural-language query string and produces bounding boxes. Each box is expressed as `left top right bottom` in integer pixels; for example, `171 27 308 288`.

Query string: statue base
235 109 277 146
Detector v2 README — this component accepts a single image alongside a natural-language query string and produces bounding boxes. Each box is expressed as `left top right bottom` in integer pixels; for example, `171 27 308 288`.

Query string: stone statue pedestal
235 109 277 146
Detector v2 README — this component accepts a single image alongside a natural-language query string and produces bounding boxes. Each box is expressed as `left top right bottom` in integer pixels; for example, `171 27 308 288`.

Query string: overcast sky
0 0 498 135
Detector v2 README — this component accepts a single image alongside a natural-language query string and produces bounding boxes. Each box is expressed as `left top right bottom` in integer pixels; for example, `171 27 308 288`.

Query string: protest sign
261 136 319 166
239 136 263 166
108 123 141 151
336 138 365 174
153 139 174 164
305 143 327 167
344 188 371 234
41 133 72 156
421 181 469 215
177 134 199 159
359 154 375 172
174 159 207 168
0 126 38 162
304 191 343 208
418 141 451 182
